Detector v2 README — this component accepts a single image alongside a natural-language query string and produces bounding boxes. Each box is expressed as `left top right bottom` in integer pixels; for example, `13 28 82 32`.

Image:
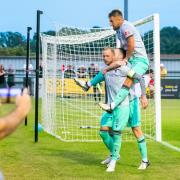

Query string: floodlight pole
124 0 128 20
35 10 43 142
25 26 32 126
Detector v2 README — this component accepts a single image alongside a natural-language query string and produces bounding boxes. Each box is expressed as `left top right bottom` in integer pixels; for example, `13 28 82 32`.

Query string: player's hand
123 57 128 62
16 88 32 116
98 102 112 113
102 69 107 75
140 96 148 109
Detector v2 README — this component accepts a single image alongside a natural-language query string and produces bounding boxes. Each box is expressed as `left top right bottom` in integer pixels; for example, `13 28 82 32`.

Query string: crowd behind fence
0 56 180 98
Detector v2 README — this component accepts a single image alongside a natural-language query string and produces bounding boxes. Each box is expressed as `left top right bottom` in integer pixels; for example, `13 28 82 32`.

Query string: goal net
41 14 161 142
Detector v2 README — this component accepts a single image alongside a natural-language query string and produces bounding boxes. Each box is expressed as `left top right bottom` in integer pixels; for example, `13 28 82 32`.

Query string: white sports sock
142 158 148 162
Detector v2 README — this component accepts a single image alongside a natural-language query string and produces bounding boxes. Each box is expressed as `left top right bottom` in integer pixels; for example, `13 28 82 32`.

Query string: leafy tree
0 26 180 56
160 26 180 54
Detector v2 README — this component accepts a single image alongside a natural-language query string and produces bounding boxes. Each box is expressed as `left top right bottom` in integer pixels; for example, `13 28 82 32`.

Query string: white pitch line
160 141 180 152
145 134 180 152
62 100 180 152
63 99 100 119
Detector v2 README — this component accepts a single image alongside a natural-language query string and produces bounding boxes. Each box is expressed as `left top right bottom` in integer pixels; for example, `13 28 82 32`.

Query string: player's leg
106 105 129 172
74 71 105 91
93 86 97 101
98 93 101 101
99 57 149 112
112 57 149 108
106 130 121 172
132 127 150 169
99 112 113 164
128 97 150 169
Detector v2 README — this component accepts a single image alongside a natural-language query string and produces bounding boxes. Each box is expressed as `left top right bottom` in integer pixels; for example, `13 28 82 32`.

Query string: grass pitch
0 99 179 179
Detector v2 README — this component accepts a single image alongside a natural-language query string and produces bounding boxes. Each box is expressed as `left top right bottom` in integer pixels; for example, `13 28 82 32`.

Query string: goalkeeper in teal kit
74 48 150 171
74 48 149 172
75 48 130 172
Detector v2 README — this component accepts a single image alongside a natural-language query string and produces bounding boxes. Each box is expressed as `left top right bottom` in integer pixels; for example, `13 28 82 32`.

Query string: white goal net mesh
41 14 160 142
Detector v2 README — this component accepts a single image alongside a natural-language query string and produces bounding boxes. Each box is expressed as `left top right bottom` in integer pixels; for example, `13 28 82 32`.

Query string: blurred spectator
7 65 15 88
160 63 167 78
77 65 87 78
148 69 154 98
39 62 43 78
64 65 76 78
145 69 154 98
23 62 33 95
88 63 101 101
88 63 96 78
0 64 6 88
23 62 33 75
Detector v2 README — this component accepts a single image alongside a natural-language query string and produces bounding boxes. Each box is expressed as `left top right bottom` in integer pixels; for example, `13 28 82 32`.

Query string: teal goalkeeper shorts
129 56 149 77
127 97 141 127
100 105 129 131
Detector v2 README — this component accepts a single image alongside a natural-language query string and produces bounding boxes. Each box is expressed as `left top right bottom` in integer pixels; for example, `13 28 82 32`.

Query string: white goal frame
41 13 161 142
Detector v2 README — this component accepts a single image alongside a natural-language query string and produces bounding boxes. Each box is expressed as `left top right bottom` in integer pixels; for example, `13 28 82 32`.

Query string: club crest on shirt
124 30 130 37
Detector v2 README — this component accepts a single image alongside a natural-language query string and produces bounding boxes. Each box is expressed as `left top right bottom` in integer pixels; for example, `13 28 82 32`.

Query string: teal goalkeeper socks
137 136 148 162
114 87 129 107
90 71 105 86
112 134 121 160
99 131 113 154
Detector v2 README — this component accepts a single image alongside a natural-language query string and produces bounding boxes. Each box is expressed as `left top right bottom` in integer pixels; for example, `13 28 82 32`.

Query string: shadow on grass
39 147 102 166
38 147 138 168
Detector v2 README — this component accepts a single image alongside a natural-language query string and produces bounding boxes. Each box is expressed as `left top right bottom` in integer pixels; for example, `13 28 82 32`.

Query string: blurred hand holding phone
0 88 22 104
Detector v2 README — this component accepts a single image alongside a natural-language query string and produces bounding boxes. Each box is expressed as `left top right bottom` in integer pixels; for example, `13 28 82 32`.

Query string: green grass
161 99 180 147
0 100 179 180
51 97 156 141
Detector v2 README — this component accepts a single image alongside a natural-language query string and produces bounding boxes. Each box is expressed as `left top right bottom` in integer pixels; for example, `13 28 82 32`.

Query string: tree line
0 26 179 56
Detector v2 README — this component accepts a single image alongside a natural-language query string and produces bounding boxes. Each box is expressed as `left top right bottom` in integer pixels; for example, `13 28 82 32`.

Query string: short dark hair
108 9 123 18
119 48 126 58
145 69 154 74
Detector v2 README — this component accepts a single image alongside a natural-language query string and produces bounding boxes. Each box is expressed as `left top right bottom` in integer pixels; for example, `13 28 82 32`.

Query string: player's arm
103 35 135 74
99 72 147 111
103 60 126 74
135 74 148 109
124 34 148 108
123 24 135 61
0 89 31 139
124 70 148 108
125 35 135 61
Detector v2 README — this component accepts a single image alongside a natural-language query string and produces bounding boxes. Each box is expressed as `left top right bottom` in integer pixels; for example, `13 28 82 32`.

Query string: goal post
41 14 161 142
133 13 161 142
153 14 161 142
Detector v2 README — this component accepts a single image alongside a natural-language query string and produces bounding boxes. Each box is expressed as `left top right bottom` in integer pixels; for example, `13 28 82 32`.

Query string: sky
0 0 180 36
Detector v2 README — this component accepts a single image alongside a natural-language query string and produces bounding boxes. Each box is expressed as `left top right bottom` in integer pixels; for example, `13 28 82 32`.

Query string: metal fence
0 56 180 98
